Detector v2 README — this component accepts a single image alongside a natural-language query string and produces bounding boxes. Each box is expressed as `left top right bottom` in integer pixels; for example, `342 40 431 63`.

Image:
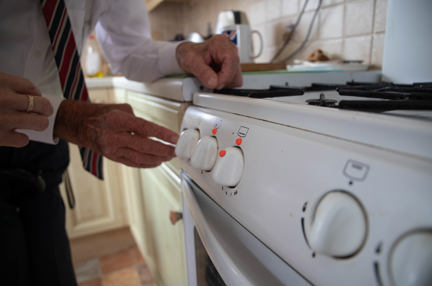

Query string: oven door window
194 228 226 286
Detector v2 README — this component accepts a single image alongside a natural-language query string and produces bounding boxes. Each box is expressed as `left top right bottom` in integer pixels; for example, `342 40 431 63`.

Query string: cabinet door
120 164 148 254
139 165 187 286
60 147 127 239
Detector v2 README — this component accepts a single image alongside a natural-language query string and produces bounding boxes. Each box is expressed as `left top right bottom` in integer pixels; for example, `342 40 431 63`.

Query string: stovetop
215 81 432 116
193 83 432 161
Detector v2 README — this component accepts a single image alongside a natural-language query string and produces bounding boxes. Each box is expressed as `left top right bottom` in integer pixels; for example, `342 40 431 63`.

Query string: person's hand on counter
0 72 53 147
176 34 243 90
54 100 179 168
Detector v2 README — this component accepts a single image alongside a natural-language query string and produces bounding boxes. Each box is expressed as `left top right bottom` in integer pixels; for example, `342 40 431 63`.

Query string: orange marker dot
212 128 218 135
219 150 226 157
235 138 242 145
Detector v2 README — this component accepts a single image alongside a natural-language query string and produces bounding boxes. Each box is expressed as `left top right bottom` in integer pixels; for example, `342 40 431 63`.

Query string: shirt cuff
16 95 64 145
158 42 184 76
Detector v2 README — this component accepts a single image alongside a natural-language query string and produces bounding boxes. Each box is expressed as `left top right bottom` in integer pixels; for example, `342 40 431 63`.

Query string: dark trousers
0 140 77 286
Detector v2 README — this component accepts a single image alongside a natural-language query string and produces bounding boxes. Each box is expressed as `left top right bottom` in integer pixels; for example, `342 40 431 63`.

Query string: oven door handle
182 175 306 286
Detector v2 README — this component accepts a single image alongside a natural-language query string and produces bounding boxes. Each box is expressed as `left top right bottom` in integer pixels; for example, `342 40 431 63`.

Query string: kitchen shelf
146 0 189 12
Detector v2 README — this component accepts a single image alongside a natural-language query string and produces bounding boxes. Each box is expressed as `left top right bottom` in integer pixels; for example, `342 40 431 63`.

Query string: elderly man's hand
55 101 178 168
176 34 243 90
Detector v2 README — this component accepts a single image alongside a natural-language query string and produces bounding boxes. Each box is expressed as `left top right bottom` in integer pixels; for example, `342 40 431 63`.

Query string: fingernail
208 77 217 89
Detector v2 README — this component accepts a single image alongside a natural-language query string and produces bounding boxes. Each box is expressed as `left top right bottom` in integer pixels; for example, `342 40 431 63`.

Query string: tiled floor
75 246 156 286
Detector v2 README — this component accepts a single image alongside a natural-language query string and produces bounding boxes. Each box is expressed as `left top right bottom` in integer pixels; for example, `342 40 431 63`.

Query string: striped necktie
40 0 103 179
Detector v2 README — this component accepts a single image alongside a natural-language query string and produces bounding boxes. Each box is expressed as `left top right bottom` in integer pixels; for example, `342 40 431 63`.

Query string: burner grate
214 81 432 111
214 87 304 98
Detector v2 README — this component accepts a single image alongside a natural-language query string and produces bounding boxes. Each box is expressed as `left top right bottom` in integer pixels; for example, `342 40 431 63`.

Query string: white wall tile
299 0 321 12
266 0 283 22
245 0 268 26
319 4 344 39
322 0 344 7
344 0 374 36
374 0 387 33
371 33 385 68
343 35 372 64
282 0 299 15
296 10 320 42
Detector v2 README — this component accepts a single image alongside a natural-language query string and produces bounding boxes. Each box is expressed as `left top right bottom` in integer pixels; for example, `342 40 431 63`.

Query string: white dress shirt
0 0 183 143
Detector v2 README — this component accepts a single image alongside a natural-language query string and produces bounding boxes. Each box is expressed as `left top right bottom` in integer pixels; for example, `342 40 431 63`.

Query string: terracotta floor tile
102 266 140 286
75 258 101 283
78 278 102 286
99 248 134 274
129 246 145 264
135 263 154 284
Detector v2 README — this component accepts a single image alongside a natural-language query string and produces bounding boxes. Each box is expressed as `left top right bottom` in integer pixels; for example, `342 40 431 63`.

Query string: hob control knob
175 129 199 160
306 191 367 258
212 147 244 187
390 232 432 286
190 136 218 171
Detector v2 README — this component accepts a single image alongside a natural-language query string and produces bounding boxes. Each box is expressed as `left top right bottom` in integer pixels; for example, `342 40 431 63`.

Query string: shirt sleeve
16 95 64 145
94 0 184 83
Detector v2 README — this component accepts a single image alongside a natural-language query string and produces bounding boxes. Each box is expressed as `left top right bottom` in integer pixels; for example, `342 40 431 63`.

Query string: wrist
54 100 94 148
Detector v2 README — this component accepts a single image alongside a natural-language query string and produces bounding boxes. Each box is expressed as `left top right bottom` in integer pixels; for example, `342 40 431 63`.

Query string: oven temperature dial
175 129 199 160
212 147 244 187
305 191 367 258
190 136 218 171
390 231 432 286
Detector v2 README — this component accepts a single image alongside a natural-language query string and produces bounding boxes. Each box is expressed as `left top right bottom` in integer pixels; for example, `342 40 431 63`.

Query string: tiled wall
148 0 387 68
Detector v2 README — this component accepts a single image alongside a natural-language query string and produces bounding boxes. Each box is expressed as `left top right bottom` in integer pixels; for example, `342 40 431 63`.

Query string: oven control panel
177 106 432 286
176 117 245 187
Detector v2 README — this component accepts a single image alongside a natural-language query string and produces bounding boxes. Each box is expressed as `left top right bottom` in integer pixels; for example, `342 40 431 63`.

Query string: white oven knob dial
190 136 218 171
390 232 432 286
175 129 199 160
211 147 244 187
306 191 367 258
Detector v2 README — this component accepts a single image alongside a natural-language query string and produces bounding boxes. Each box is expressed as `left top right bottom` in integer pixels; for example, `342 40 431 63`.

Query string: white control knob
175 129 199 160
190 136 218 171
306 191 367 257
390 232 432 286
211 147 244 187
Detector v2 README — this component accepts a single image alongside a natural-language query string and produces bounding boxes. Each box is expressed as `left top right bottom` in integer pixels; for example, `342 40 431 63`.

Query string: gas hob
194 79 432 161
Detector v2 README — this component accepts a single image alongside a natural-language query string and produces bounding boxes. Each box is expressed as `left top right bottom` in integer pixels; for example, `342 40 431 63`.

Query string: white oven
176 66 432 286
176 1 432 285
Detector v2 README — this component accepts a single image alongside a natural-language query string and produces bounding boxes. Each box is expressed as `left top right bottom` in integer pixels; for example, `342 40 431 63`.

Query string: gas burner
215 87 304 98
337 82 432 100
306 93 337 107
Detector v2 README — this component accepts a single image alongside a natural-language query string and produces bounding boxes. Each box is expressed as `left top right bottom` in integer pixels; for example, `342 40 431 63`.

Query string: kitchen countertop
85 76 202 102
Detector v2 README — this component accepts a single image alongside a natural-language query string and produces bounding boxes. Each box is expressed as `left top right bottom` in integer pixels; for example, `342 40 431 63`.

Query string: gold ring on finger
26 95 35 113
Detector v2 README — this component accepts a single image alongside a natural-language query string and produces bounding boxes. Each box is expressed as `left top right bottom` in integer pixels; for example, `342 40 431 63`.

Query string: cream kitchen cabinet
125 90 189 286
60 88 128 239
64 77 196 285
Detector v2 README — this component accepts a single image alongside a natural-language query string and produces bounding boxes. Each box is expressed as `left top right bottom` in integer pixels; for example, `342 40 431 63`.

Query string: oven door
181 171 310 286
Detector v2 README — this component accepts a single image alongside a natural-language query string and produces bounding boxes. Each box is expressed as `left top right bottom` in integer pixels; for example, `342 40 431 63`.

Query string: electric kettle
215 10 249 34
